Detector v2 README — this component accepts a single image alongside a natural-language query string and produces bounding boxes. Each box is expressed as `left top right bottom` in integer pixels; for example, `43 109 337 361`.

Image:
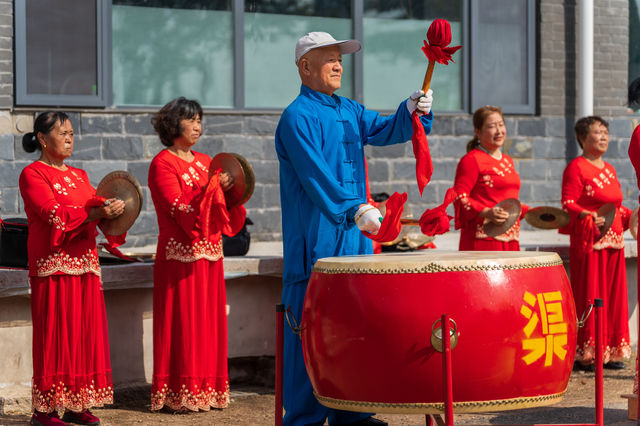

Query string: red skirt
151 258 230 411
570 247 630 364
30 274 113 413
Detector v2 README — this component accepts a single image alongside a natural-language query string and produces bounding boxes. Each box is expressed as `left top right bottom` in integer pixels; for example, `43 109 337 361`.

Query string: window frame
14 0 111 107
13 0 536 114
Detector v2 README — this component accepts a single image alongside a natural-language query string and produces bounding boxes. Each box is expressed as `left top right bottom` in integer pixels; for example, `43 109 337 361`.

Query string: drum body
302 251 577 414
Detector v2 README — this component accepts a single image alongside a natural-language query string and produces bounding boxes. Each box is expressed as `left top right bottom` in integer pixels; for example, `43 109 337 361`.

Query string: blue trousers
282 281 372 426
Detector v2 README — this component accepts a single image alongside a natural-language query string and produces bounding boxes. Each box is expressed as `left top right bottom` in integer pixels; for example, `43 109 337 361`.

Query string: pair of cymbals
210 153 255 208
483 198 522 237
595 203 616 239
96 171 144 236
524 206 570 230
524 203 617 240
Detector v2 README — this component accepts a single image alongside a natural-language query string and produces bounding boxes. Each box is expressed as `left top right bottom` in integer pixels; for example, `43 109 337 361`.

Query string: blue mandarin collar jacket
275 85 433 285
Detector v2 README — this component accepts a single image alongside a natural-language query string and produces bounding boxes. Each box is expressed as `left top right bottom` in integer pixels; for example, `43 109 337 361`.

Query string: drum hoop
312 258 563 275
314 391 565 414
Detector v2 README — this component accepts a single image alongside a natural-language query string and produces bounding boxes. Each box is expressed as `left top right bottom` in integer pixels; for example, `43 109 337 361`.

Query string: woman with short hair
148 97 245 412
562 115 631 371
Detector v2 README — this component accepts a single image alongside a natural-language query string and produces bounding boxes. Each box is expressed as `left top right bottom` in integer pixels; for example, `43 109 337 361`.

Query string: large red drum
301 251 577 414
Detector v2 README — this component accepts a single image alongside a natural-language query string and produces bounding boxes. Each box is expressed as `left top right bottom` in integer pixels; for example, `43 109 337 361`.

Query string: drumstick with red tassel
412 19 461 196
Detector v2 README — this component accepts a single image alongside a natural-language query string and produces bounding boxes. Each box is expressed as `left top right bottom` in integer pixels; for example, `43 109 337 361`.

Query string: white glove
355 204 383 235
406 89 433 115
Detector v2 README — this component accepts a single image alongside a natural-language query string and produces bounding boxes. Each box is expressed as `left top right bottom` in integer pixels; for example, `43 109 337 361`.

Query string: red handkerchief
361 192 407 243
418 187 455 236
411 111 433 196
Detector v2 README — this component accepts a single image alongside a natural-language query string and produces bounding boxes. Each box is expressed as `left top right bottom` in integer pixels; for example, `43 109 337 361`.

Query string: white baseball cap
295 31 361 65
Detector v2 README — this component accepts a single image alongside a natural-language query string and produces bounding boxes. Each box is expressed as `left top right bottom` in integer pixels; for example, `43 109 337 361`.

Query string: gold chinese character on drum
301 251 577 414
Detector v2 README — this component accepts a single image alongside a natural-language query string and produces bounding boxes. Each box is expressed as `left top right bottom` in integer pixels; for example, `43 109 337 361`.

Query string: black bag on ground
222 217 252 256
0 218 29 268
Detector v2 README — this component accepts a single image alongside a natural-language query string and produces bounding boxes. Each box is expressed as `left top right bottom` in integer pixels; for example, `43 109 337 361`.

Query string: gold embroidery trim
165 238 223 263
312 259 563 275
314 391 565 414
151 381 230 412
36 250 101 278
32 381 113 413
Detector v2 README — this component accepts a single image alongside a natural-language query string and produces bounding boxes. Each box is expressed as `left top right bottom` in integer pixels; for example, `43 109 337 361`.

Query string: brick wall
0 1 638 245
539 0 630 117
594 0 629 116
366 114 637 231
539 0 574 118
4 112 284 245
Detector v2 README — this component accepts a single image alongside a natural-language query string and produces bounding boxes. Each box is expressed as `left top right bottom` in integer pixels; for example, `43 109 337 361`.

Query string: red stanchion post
442 314 454 426
594 298 603 426
275 304 284 426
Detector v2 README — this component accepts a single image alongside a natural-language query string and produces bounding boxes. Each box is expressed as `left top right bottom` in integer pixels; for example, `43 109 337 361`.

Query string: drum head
210 153 255 208
596 203 616 240
524 206 570 230
483 198 522 237
631 207 639 240
96 171 143 236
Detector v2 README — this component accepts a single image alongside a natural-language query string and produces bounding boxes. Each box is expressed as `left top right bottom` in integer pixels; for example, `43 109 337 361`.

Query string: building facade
0 0 638 245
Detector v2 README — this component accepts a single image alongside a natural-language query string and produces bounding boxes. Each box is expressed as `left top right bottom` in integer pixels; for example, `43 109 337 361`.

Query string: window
244 1 353 109
363 1 464 111
112 1 233 108
14 0 110 107
14 0 536 114
470 0 535 113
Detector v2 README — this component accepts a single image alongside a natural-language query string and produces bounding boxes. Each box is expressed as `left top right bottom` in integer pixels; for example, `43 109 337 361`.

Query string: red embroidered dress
561 156 631 364
453 149 525 250
148 149 245 411
19 161 113 414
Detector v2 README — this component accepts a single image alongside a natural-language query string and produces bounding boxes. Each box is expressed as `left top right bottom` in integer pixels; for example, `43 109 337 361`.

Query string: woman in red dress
19 112 126 426
562 116 631 370
148 97 245 412
453 106 528 250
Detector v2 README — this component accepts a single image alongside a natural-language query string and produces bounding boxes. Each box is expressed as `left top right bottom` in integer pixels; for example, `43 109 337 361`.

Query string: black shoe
604 361 626 370
344 417 388 426
573 361 595 372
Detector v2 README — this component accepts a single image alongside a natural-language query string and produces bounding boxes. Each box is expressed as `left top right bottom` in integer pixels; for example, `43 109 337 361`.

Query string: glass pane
363 0 463 111
630 0 640 110
244 0 353 108
26 0 98 96
475 0 529 106
112 1 233 107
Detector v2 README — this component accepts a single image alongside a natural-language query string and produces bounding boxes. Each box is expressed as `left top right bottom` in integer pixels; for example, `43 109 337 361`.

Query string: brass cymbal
483 198 522 238
631 207 638 240
596 202 616 240
210 152 255 208
524 206 570 230
96 170 143 236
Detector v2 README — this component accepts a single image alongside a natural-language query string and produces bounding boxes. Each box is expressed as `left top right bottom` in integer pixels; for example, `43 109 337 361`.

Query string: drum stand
275 300 605 426
427 299 604 426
